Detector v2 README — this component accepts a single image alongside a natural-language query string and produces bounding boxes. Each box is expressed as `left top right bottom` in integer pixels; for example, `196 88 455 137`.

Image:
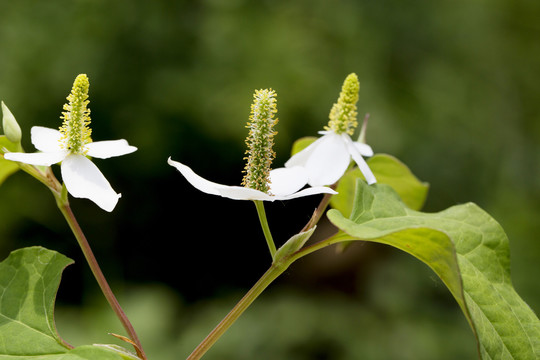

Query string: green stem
187 193 345 359
291 231 352 262
186 261 289 360
18 164 147 359
253 200 277 258
185 231 350 360
57 200 147 360
301 190 335 233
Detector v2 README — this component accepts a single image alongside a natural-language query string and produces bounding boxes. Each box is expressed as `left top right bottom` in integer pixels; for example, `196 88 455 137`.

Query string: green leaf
0 246 138 360
330 154 429 217
290 136 317 156
366 154 429 210
0 136 20 186
274 227 316 262
0 134 21 154
327 181 540 359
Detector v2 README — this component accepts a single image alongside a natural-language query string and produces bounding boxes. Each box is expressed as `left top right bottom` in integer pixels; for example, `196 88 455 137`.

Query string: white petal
4 150 67 166
31 127 63 152
354 142 374 157
86 140 137 159
168 158 227 196
276 186 337 200
168 158 334 202
167 158 277 200
303 133 351 186
61 155 120 212
269 166 309 196
344 135 377 185
217 186 274 201
284 136 323 168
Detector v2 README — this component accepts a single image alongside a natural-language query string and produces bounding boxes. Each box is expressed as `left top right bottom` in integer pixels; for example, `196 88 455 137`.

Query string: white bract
5 126 136 211
285 130 376 186
285 73 376 186
168 158 337 201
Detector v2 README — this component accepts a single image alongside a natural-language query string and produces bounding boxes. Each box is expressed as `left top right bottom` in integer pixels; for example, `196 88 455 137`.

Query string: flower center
241 89 278 194
325 73 359 135
59 74 92 155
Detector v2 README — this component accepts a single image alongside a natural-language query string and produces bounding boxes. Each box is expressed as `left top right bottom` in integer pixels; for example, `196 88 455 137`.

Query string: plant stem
188 193 343 359
57 201 147 360
16 164 146 357
253 200 277 258
186 261 288 360
185 231 349 360
291 231 352 262
301 189 335 233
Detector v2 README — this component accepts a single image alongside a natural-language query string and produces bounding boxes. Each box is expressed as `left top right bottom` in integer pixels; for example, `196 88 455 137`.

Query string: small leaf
274 227 316 262
327 181 540 359
330 154 429 217
0 246 138 359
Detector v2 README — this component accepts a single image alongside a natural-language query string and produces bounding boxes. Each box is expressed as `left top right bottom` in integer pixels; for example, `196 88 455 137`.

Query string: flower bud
1 101 22 144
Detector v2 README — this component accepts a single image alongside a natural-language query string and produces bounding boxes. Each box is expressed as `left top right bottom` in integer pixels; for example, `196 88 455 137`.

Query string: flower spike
325 73 359 136
242 89 278 194
59 74 92 155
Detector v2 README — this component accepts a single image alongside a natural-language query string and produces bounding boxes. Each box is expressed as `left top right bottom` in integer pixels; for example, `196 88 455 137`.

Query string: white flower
285 73 376 186
168 158 337 201
169 89 336 202
285 130 376 186
5 126 136 211
5 74 137 212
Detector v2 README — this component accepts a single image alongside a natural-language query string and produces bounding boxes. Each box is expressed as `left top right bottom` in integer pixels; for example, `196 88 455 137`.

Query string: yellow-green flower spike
325 73 360 135
241 89 278 194
59 74 92 154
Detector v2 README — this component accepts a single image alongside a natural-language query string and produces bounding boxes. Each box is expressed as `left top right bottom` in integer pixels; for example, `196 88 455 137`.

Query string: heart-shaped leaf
327 181 540 359
330 154 429 217
0 246 139 359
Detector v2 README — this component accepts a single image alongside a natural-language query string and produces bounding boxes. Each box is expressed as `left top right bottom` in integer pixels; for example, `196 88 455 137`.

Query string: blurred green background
1 0 539 359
